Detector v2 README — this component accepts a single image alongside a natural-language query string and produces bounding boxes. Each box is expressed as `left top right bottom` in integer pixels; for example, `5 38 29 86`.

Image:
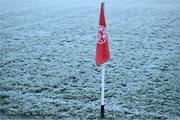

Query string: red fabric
96 2 110 65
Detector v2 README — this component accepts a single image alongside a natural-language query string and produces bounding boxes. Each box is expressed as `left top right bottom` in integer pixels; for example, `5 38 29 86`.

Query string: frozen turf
0 0 180 119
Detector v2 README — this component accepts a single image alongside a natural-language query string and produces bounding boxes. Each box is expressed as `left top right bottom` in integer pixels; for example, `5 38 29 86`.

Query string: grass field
0 0 180 119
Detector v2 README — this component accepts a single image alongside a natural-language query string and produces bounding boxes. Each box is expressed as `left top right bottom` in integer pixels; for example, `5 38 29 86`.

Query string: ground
0 0 180 119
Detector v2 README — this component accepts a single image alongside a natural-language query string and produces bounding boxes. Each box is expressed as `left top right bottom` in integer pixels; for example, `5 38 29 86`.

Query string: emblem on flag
97 25 108 44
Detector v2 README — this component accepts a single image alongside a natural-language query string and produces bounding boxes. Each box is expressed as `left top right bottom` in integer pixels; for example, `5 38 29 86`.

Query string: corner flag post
96 0 110 118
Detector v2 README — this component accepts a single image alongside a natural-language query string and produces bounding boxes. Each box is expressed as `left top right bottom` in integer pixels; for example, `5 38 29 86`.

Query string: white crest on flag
97 25 108 44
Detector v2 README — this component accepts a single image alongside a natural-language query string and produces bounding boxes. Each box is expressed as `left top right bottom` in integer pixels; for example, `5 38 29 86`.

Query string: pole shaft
101 64 105 118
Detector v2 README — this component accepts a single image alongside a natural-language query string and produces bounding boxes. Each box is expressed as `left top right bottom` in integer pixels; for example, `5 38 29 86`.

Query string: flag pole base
101 105 105 119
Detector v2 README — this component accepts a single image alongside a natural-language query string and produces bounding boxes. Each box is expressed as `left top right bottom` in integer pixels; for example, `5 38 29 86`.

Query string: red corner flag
96 2 110 65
